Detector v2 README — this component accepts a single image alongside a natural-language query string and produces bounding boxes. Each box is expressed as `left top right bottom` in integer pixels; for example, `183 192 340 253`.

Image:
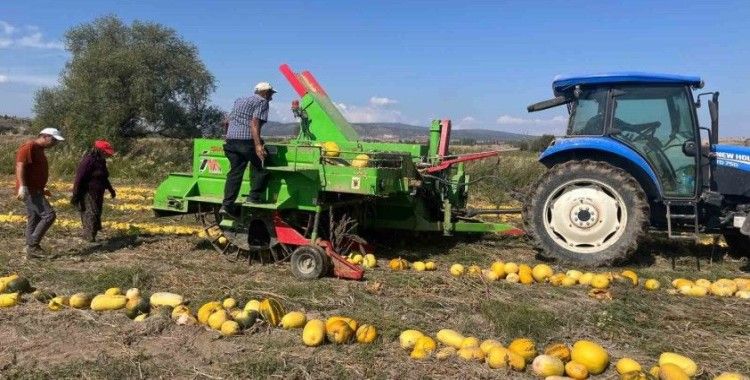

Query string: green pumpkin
7 277 33 294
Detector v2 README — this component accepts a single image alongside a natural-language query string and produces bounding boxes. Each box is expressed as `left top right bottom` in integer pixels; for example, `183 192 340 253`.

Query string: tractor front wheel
524 160 649 266
290 245 331 280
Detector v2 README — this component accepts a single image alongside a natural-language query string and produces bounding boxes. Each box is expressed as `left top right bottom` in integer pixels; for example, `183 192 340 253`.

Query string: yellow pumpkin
259 298 286 326
171 305 192 320
410 347 430 360
694 278 712 289
550 273 567 286
280 311 307 329
735 278 750 291
362 254 377 268
659 363 689 380
565 361 589 379
482 269 500 282
104 287 122 296
560 276 578 287
566 270 583 280
436 329 464 349
616 358 642 374
389 258 409 271
658 352 697 377
208 309 229 330
508 338 537 362
480 339 503 355
69 293 91 309
243 299 261 312
414 335 437 353
222 298 237 309
326 316 358 332
322 141 341 157
490 261 506 278
326 319 354 344
467 265 482 277
461 336 480 348
590 274 611 289
399 329 424 350
532 264 554 282
457 347 485 362
412 261 426 271
355 324 378 343
544 342 571 362
220 320 240 336
351 154 369 168
710 279 738 297
90 294 127 311
450 264 465 277
0 292 20 308
506 273 520 283
532 355 565 377
621 270 639 286
519 269 535 285
150 292 184 308
714 372 750 380
504 262 519 274
486 346 526 371
198 301 223 324
302 319 326 347
644 279 661 290
424 261 437 271
570 340 609 375
672 278 693 289
578 272 595 285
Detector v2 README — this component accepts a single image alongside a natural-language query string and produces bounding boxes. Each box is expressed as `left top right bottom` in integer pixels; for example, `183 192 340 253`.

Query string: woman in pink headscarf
71 140 116 243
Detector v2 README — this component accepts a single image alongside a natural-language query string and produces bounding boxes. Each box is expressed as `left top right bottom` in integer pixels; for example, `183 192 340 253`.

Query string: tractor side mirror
682 140 697 157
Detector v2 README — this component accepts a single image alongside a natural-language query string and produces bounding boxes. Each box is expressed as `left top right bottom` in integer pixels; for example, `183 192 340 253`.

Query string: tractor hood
714 144 750 198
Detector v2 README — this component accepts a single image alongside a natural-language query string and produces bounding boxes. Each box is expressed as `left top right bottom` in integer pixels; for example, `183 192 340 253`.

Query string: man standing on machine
220 82 276 218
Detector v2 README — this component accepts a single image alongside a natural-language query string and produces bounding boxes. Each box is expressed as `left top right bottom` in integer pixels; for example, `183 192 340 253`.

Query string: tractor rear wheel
524 160 649 266
723 233 749 257
290 245 330 280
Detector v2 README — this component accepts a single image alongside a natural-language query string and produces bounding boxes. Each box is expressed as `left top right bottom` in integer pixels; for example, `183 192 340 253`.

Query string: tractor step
665 200 699 241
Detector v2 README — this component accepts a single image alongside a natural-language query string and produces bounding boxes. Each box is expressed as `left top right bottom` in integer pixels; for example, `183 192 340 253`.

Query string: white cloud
0 21 15 35
369 96 398 107
0 21 63 50
268 100 296 123
336 102 405 123
455 116 477 129
0 73 58 86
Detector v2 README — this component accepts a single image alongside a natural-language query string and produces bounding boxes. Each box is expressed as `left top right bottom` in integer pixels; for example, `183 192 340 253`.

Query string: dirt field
0 176 748 379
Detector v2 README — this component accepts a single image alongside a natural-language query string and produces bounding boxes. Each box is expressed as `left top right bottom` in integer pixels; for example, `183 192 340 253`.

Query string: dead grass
0 171 749 379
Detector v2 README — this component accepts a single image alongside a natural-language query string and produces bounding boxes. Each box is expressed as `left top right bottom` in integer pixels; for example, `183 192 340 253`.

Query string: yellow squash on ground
544 342 571 362
532 355 565 377
326 319 354 344
150 292 184 308
0 292 20 308
616 357 642 374
197 301 223 325
220 320 240 336
658 352 697 377
508 338 537 362
259 298 286 327
90 294 127 311
564 361 589 379
436 329 464 349
208 309 229 330
69 293 91 309
449 264 465 277
400 329 425 350
302 319 326 347
570 340 609 375
355 324 378 343
280 311 307 329
532 264 554 282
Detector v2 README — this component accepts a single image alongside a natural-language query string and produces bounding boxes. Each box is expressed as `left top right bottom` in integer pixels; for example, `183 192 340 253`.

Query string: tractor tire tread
523 159 650 266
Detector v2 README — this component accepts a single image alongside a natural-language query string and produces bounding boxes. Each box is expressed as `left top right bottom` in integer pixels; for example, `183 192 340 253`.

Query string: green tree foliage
33 16 217 149
512 134 556 152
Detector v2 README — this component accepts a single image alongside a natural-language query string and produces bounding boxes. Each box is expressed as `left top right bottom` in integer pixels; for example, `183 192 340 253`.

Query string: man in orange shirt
16 128 64 258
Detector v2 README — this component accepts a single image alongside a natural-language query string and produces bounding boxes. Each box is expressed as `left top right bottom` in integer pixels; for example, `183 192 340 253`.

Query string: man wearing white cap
15 128 64 258
220 82 276 218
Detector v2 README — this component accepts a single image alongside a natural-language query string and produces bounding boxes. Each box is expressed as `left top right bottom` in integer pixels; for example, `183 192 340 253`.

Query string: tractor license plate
734 216 746 228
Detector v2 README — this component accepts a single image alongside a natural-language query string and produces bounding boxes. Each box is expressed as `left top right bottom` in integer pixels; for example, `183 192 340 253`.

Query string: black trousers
222 139 269 208
80 192 103 241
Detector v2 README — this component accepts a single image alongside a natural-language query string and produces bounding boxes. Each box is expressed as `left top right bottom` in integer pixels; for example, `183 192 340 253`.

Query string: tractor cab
525 73 750 265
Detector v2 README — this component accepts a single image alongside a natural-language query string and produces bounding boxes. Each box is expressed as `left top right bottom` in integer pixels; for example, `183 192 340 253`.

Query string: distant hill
263 121 534 142
0 115 32 134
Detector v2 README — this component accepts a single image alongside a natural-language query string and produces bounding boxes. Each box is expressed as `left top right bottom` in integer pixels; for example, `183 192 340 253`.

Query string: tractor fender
539 137 663 200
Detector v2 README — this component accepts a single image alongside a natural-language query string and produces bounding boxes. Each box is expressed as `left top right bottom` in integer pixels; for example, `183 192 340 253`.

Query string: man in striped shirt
220 82 276 218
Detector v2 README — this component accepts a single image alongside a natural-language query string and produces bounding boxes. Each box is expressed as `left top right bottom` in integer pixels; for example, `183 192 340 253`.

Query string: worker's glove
109 188 116 199
16 186 29 201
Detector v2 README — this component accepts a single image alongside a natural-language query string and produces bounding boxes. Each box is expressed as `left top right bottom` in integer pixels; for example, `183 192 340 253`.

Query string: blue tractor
525 73 750 265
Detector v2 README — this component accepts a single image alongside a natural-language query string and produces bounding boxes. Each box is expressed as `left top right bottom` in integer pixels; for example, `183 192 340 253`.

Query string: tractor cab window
612 86 697 197
568 88 608 135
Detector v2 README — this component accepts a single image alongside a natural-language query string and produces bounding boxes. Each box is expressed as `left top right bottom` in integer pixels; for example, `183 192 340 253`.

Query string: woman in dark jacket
71 140 116 242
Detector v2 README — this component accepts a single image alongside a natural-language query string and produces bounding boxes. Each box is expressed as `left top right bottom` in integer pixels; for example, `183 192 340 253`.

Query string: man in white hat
220 82 276 218
15 128 64 258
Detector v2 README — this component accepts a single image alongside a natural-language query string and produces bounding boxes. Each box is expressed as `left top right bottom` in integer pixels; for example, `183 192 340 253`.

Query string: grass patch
38 265 155 294
479 299 563 342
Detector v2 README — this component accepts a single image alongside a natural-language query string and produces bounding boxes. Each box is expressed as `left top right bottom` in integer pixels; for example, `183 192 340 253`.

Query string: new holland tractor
525 72 750 265
153 64 522 280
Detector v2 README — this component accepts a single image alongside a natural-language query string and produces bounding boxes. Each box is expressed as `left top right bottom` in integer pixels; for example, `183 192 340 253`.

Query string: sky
1 0 749 136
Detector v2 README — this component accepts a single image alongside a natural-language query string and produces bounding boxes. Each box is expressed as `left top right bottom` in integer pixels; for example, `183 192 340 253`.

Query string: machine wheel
290 245 330 280
524 160 649 266
723 233 749 257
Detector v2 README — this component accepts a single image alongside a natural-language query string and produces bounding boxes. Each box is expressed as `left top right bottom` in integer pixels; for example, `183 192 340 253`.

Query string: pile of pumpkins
192 297 286 336
399 328 745 379
388 257 437 272
669 277 750 299
0 274 34 308
301 315 378 347
346 252 379 269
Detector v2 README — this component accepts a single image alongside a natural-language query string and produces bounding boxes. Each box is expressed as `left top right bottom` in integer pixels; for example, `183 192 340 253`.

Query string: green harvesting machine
153 64 522 280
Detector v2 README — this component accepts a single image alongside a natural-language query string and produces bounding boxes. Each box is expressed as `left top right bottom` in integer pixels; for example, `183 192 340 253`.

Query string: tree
33 16 216 149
